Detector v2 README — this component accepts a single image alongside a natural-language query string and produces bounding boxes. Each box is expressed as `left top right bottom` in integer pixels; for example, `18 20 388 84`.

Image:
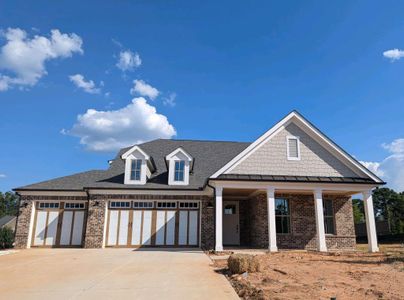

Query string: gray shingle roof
0 215 16 228
14 139 250 191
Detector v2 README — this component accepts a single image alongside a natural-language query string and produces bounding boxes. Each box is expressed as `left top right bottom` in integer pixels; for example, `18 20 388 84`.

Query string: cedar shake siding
231 123 363 178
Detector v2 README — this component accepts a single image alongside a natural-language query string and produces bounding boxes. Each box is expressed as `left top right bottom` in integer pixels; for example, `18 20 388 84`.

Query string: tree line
353 187 404 235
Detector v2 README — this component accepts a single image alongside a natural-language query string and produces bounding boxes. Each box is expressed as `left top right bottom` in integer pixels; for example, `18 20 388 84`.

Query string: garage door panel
131 211 142 245
142 211 152 245
118 211 129 246
178 211 188 245
60 211 73 246
166 211 176 246
33 211 47 246
71 211 84 246
188 211 198 246
155 211 165 245
107 210 119 246
45 211 59 246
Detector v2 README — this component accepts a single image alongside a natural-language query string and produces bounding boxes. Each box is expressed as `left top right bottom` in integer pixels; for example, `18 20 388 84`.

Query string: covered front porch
211 179 379 253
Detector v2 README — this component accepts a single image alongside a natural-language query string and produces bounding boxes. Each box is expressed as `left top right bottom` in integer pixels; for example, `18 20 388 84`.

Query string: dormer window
121 146 155 185
166 147 193 186
287 136 300 160
174 161 185 182
130 159 142 181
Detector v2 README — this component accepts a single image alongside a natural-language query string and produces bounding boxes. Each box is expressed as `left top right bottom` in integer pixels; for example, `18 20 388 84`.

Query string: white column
215 186 223 251
314 189 327 252
267 187 278 252
363 190 379 252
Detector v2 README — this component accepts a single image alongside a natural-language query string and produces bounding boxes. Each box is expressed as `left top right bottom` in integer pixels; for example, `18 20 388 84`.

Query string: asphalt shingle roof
14 139 250 191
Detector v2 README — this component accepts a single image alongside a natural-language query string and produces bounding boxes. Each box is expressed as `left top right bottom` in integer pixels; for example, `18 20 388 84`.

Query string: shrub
0 227 14 249
228 254 261 274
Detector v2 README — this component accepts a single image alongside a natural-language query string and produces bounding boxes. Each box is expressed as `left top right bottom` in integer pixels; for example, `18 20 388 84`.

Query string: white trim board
210 111 383 183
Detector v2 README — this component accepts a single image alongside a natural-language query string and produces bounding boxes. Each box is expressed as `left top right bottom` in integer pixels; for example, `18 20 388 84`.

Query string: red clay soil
215 247 404 300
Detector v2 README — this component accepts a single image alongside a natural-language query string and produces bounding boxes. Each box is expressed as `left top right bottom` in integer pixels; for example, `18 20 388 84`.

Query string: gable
230 123 360 177
211 111 383 182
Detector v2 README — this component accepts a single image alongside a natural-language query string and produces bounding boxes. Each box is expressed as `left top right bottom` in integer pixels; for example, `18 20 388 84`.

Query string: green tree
0 191 19 218
372 188 404 234
352 198 364 224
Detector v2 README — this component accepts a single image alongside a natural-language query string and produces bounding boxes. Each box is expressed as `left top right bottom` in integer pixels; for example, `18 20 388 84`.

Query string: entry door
223 201 240 245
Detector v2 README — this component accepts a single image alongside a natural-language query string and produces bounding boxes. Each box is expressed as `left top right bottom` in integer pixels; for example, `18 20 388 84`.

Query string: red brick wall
248 193 356 250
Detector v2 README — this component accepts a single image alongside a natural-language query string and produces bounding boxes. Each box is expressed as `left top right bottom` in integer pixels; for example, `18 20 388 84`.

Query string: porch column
363 190 379 252
314 189 327 252
267 187 278 252
215 186 223 251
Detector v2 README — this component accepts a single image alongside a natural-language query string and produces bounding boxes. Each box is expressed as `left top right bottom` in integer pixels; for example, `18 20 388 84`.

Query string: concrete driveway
0 248 238 300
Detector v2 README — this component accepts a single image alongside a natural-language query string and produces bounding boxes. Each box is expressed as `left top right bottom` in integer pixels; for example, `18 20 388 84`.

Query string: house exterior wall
231 123 360 178
247 193 356 250
83 194 214 249
14 191 355 251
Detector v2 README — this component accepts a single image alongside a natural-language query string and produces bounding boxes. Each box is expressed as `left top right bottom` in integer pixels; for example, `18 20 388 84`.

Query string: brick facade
14 192 355 251
242 193 356 250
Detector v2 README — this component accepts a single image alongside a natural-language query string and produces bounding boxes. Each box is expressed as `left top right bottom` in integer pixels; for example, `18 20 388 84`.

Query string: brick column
14 196 34 249
84 196 107 248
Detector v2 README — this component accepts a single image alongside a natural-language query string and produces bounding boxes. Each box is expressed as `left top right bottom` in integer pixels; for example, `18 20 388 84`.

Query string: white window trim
166 147 193 186
286 135 301 161
178 200 200 209
124 156 147 185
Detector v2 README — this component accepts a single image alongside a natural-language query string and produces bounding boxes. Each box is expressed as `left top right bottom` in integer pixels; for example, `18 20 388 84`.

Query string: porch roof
216 174 385 185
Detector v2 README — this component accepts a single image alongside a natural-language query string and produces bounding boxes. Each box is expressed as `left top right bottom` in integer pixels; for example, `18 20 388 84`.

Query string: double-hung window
130 159 142 181
174 161 185 182
323 199 335 234
275 198 290 234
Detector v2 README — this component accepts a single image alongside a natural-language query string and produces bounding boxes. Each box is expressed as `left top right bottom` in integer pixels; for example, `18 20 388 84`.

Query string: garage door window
157 201 177 208
65 203 85 209
110 201 131 208
179 202 199 209
133 201 154 209
39 202 59 209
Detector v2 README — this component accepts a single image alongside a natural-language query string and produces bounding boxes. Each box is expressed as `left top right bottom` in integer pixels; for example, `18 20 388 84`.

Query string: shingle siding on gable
231 123 359 177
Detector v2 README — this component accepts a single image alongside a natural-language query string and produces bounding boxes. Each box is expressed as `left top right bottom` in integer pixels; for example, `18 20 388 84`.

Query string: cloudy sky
0 1 403 192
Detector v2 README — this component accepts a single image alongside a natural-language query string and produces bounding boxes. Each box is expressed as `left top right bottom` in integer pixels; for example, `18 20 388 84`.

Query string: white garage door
106 200 200 247
32 201 87 247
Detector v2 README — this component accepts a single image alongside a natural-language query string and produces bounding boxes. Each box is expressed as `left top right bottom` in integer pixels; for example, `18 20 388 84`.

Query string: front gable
231 122 359 177
211 111 383 182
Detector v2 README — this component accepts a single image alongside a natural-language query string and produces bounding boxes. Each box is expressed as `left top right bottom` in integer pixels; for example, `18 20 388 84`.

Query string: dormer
121 146 155 185
165 147 193 186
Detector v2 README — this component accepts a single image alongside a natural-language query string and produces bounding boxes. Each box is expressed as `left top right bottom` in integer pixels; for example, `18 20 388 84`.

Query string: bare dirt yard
212 244 404 300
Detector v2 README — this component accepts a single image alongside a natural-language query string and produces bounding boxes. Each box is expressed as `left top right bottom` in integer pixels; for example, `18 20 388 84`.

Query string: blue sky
0 1 403 192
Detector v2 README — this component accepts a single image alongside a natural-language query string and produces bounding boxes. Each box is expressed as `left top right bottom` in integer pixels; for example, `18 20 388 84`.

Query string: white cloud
130 79 159 100
0 174 6 178
360 138 404 192
0 28 83 91
69 74 100 94
66 97 176 152
116 50 141 71
163 92 177 107
383 48 404 61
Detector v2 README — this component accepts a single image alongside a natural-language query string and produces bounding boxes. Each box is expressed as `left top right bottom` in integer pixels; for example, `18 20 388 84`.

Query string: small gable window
174 161 185 182
130 159 142 181
287 136 300 160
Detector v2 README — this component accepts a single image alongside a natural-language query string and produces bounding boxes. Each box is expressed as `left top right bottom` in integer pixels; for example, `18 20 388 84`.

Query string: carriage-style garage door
31 201 87 247
106 200 200 247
